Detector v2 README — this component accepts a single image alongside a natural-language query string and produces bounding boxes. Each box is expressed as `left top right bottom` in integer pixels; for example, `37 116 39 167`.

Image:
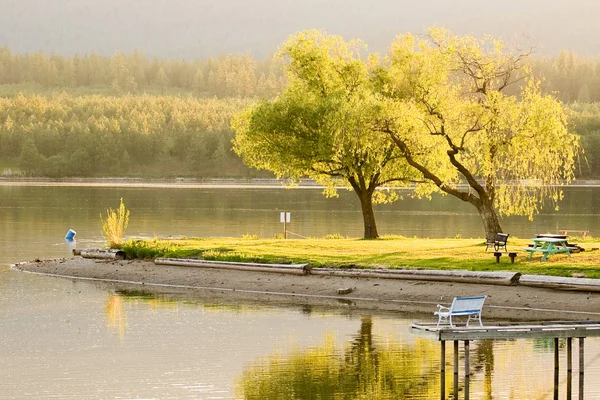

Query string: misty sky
2 0 600 59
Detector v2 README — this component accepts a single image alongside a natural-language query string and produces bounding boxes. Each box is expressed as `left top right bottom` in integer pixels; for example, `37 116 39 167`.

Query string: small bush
242 233 259 240
121 239 169 259
324 233 346 239
100 198 130 248
121 238 202 260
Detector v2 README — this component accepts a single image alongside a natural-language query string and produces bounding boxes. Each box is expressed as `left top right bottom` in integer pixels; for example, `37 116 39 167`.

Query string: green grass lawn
121 235 600 278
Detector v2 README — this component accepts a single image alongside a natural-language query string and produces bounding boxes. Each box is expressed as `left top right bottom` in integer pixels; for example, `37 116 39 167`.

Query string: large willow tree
376 28 581 239
232 31 417 239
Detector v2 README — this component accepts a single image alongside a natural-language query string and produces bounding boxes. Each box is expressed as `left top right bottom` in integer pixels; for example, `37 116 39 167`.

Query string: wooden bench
485 233 509 252
493 251 517 263
559 230 589 240
434 295 487 328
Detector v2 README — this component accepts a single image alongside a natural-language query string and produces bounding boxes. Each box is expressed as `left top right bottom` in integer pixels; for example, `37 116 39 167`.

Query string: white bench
434 295 487 328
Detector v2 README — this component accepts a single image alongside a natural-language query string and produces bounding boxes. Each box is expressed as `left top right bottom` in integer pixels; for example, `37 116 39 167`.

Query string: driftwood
519 274 600 292
75 249 126 260
310 268 521 286
154 258 310 275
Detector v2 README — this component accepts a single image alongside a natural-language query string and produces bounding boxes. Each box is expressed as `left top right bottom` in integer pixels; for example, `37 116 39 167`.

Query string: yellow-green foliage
0 48 287 98
236 319 441 399
382 28 581 221
0 93 254 177
100 198 130 247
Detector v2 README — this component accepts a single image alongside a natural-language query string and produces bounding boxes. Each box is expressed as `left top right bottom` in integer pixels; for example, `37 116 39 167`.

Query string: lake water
1 182 600 399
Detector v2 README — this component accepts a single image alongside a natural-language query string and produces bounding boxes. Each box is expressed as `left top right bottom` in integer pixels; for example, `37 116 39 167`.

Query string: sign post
280 212 291 239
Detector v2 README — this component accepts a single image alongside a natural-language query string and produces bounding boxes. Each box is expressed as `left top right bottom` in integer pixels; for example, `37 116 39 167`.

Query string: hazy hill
2 0 600 59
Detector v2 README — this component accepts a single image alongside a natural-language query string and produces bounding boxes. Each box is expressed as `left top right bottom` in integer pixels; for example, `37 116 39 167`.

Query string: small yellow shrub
100 198 130 248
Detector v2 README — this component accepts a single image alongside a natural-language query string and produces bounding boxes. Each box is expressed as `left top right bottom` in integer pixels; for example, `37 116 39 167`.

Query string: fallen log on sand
75 249 126 260
310 268 521 286
154 258 310 276
520 274 600 292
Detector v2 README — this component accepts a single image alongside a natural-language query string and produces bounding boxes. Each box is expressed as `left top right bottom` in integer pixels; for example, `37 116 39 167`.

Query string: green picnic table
523 237 572 261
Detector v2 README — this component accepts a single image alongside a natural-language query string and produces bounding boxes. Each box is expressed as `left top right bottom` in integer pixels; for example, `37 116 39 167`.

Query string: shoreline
14 257 600 322
3 177 600 188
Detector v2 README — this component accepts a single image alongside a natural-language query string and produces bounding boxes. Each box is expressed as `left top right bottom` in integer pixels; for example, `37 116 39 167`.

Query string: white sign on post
280 212 291 239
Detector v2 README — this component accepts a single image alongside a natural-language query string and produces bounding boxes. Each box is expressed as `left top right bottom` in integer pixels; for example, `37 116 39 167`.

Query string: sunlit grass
120 235 600 278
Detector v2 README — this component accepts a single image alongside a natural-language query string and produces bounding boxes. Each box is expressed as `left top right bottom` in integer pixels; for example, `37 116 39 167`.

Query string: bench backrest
450 296 487 314
495 233 509 244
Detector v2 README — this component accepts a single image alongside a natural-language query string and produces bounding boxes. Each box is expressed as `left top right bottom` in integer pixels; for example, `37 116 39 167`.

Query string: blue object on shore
65 229 76 241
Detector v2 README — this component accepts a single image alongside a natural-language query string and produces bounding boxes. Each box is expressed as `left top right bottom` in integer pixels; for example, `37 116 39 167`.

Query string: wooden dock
410 321 600 400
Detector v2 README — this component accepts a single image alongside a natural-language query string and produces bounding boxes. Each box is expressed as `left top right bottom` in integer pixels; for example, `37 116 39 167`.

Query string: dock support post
453 340 459 399
554 338 559 400
567 337 572 400
440 341 446 400
464 340 470 400
579 338 584 400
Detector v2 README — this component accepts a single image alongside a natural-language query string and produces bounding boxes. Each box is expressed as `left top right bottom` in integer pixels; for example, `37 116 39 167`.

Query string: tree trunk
356 189 379 239
477 200 503 239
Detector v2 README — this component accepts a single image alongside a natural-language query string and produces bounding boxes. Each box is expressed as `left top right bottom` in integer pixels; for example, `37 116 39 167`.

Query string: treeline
570 102 600 177
2 47 600 102
0 94 264 177
532 53 600 103
2 93 600 179
0 47 286 98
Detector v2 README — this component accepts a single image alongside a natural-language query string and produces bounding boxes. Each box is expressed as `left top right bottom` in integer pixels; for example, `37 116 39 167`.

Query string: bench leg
509 253 516 263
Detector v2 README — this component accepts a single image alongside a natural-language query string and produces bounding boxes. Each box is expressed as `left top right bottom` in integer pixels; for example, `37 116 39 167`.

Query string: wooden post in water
440 341 446 400
554 337 559 400
454 340 459 399
567 337 573 400
579 338 584 400
464 340 470 399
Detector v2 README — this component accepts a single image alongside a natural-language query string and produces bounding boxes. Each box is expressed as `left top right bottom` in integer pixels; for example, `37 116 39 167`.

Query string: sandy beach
13 257 600 324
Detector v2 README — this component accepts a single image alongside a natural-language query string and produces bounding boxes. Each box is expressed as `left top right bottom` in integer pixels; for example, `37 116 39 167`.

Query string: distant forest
0 47 287 99
2 47 600 102
1 47 600 179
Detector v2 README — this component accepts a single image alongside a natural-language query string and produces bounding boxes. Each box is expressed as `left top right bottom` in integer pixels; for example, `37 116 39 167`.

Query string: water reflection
3 270 600 399
474 340 494 400
104 289 266 339
105 294 126 339
237 316 443 399
104 290 179 339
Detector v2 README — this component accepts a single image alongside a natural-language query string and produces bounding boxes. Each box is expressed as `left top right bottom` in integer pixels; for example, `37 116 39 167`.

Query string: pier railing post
554 337 559 400
454 340 459 399
579 338 584 400
464 340 470 399
440 341 446 400
567 337 572 400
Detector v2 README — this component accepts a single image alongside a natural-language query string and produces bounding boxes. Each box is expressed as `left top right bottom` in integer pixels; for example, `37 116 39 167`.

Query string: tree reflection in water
237 316 443 399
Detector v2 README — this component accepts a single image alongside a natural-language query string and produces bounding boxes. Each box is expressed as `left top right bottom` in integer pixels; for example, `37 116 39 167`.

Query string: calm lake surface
1 182 600 399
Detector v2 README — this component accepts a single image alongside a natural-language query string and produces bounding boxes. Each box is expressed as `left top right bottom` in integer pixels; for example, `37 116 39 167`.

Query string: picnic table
524 237 572 261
